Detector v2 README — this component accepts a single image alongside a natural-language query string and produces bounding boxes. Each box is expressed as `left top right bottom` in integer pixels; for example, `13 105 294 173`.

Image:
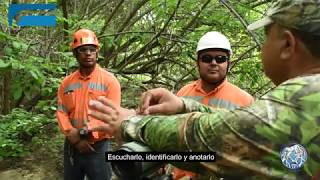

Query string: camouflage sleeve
121 76 320 179
180 97 214 113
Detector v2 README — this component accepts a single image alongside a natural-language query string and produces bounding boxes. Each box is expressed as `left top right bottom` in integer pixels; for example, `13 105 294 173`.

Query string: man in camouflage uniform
88 0 320 179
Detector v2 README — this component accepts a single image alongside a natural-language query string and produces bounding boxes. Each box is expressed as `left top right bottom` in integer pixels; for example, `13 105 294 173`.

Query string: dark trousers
64 139 112 180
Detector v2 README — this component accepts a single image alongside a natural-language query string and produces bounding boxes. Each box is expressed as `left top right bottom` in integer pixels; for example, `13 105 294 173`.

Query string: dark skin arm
67 127 94 153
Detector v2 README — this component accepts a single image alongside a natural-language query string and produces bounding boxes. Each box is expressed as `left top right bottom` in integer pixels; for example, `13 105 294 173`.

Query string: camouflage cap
247 0 320 35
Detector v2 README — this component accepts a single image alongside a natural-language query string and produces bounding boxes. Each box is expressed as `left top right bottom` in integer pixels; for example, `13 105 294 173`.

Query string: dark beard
199 73 226 86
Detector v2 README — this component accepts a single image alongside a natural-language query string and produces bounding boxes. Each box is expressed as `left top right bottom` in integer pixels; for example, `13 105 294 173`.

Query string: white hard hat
196 31 232 56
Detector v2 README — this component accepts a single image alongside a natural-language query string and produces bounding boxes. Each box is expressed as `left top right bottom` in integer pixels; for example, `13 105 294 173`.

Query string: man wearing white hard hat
170 31 254 179
177 31 253 110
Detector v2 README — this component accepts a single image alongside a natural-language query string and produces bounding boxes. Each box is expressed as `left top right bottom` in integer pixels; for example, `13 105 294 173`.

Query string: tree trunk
2 73 11 115
62 0 69 43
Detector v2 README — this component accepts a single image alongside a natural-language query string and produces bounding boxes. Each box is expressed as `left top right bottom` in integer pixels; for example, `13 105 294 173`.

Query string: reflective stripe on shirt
64 82 82 93
88 82 107 91
208 98 240 110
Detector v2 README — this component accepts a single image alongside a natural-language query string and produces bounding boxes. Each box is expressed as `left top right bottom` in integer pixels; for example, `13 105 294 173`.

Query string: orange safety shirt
172 78 254 179
56 65 121 143
176 79 253 109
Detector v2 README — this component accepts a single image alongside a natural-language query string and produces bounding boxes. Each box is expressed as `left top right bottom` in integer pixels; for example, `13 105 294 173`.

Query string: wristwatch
79 127 88 139
121 115 143 141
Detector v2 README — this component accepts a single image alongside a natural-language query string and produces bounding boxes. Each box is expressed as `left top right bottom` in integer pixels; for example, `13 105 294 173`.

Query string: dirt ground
0 129 121 180
0 132 64 180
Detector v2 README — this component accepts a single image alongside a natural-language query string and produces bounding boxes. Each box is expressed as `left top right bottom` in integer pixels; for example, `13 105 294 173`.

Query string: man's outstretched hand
88 96 136 141
139 88 184 115
88 88 184 140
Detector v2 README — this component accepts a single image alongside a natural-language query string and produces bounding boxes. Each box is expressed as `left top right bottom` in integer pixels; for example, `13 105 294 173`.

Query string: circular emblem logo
280 143 307 170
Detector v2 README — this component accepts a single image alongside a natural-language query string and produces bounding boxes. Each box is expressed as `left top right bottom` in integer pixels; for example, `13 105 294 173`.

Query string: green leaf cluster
0 108 55 158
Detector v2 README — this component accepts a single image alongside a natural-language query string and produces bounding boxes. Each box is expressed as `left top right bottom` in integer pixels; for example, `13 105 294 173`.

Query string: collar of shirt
76 64 100 80
195 78 228 96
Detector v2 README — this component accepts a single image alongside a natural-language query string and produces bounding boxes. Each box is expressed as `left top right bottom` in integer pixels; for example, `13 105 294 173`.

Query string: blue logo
8 4 56 27
280 143 307 170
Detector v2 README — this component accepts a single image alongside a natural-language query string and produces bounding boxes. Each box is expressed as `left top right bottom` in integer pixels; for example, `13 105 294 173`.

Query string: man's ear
196 58 200 69
280 30 296 60
72 50 77 57
195 53 199 67
96 49 99 59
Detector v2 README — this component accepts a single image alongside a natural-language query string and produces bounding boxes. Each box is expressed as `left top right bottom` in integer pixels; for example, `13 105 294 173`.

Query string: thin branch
219 0 261 48
117 0 150 37
117 0 182 70
83 0 93 18
61 0 69 43
124 6 154 32
99 31 190 39
120 77 149 92
103 0 150 65
254 81 272 97
180 0 212 34
123 52 180 71
99 0 125 36
229 45 257 70
135 0 211 80
99 31 157 38
118 70 155 75
250 0 272 8
88 1 109 19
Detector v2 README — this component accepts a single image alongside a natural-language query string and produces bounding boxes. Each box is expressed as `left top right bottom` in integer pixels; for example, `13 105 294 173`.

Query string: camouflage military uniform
121 74 320 179
247 0 320 34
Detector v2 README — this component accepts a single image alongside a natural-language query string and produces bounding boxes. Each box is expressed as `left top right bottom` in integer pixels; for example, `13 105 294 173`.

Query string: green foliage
0 32 63 113
0 108 56 158
0 0 274 162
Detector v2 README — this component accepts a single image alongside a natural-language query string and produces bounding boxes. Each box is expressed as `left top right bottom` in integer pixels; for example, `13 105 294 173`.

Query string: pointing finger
140 91 152 113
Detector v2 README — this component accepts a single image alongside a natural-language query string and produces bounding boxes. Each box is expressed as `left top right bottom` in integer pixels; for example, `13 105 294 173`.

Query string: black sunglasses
200 55 229 64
